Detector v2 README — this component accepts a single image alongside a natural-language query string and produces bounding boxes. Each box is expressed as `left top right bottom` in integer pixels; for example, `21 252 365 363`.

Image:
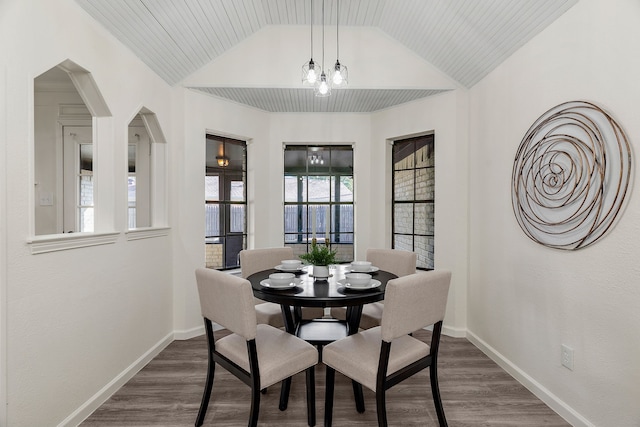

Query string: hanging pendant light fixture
332 0 348 88
314 0 331 97
302 0 318 86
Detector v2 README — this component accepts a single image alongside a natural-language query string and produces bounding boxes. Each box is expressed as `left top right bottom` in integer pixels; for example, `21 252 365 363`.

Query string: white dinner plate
275 264 307 273
337 278 382 290
260 278 302 289
347 266 380 273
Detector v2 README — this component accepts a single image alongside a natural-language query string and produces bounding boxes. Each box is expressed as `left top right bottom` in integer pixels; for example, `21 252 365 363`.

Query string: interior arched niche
33 60 110 235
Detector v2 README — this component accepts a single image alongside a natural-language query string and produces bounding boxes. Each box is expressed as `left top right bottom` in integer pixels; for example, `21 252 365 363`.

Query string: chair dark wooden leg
375 388 388 427
324 367 336 427
352 380 365 413
249 383 261 427
195 321 216 427
430 362 447 427
279 377 292 410
306 366 316 426
429 322 447 427
195 353 214 426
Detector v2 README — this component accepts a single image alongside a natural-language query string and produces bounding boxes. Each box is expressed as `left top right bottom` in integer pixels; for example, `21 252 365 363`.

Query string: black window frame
283 145 354 263
205 135 247 270
392 134 435 270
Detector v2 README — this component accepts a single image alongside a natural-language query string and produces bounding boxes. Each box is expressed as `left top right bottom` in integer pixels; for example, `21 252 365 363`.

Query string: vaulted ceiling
75 0 578 112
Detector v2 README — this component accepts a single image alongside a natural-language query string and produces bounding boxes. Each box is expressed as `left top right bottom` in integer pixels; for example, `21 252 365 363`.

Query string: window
126 107 168 235
284 145 354 262
127 113 151 229
34 61 111 237
205 135 247 269
392 134 434 270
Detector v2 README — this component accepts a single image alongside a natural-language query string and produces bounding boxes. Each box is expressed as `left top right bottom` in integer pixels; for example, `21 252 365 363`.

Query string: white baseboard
173 324 205 340
58 332 174 427
466 330 594 427
442 324 466 338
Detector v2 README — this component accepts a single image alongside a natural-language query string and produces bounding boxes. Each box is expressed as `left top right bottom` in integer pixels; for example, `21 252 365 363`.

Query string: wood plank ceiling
75 0 578 112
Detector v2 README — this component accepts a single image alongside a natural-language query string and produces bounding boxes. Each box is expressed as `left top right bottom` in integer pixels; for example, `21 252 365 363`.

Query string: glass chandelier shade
314 71 331 97
302 59 318 85
332 60 348 87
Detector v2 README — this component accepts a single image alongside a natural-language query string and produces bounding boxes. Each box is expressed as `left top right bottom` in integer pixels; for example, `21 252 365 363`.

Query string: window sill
27 231 120 254
125 227 170 241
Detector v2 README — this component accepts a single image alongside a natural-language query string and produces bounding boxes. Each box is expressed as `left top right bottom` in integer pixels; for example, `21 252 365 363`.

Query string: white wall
468 0 640 425
172 90 271 334
371 90 469 335
0 0 176 425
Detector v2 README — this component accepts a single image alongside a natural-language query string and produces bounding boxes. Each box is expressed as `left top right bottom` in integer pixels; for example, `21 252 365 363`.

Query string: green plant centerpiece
299 239 336 280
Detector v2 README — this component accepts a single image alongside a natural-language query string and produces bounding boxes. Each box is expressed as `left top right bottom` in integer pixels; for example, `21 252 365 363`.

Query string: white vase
313 265 329 280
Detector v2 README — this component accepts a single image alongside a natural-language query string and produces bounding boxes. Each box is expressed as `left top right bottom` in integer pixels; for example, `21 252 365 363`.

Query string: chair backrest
239 247 295 278
195 268 258 340
380 270 451 342
366 248 417 277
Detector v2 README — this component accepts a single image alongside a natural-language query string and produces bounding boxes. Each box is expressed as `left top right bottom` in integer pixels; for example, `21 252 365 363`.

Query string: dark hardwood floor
81 329 570 426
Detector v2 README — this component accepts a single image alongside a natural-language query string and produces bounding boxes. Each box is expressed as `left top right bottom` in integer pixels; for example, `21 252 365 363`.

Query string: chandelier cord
336 0 339 60
321 0 325 71
310 0 314 59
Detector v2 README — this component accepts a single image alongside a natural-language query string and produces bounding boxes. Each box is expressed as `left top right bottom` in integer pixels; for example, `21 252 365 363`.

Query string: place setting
337 272 382 292
259 272 303 292
274 259 308 274
346 261 379 274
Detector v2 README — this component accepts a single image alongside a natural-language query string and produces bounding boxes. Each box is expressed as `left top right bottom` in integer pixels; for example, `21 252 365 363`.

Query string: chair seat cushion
322 326 430 391
330 302 384 329
255 303 325 328
216 324 318 389
359 302 384 330
255 302 284 327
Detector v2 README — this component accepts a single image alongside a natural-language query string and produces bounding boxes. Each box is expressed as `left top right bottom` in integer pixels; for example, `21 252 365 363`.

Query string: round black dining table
247 264 397 336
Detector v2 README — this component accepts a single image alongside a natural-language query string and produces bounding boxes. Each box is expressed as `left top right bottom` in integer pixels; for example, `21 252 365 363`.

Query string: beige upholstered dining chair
330 248 417 329
195 268 318 427
240 247 324 325
323 270 451 427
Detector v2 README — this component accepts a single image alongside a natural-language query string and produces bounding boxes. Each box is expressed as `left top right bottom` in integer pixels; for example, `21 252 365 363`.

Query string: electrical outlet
561 344 574 370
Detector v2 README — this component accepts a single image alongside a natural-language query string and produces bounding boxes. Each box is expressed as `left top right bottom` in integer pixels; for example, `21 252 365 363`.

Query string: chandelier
301 0 347 97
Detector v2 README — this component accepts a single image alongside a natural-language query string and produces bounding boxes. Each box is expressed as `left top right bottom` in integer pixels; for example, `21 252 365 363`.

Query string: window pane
230 205 245 233
394 203 413 234
394 234 412 252
79 174 93 206
285 175 304 202
414 203 435 235
205 204 220 237
308 176 330 203
128 176 136 205
415 139 434 167
415 168 434 200
128 207 136 229
393 142 414 170
331 176 353 202
284 147 308 172
415 236 434 269
393 169 414 201
205 176 219 201
80 143 93 172
230 180 244 202
80 207 94 232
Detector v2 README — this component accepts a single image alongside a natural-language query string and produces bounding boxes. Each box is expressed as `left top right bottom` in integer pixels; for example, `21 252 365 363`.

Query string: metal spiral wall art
511 101 632 250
